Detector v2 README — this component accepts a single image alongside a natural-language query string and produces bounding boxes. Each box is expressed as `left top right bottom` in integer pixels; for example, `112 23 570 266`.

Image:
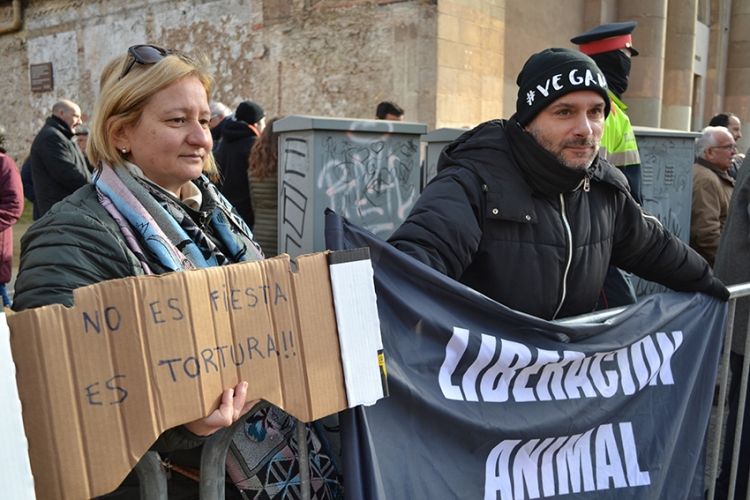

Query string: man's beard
527 123 599 170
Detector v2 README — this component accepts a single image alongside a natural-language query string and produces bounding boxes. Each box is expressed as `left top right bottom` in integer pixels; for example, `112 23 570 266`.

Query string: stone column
618 0 668 127
661 0 699 131
724 0 750 151
702 0 732 127
435 0 505 128
583 0 618 27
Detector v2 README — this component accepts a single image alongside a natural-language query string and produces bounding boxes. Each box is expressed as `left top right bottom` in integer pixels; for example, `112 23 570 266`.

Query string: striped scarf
94 162 263 274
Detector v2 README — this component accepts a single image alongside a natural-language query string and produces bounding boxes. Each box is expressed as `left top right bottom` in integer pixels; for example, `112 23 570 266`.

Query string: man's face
728 116 743 141
704 129 737 172
58 103 82 132
524 90 606 170
384 113 404 121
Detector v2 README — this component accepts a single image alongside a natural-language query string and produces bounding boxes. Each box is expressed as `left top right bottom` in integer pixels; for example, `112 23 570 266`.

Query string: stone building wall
1 0 748 163
0 0 436 163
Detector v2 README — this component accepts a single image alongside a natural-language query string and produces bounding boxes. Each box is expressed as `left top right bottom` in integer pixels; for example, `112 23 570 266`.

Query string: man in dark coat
215 100 265 229
388 48 728 320
714 149 750 499
29 99 91 216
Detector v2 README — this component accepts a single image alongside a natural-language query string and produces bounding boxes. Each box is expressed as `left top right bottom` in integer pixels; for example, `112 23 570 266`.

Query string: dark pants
717 352 750 499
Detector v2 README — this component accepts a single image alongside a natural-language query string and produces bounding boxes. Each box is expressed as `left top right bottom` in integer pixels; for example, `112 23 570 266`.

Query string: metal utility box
631 126 699 298
274 116 427 260
421 128 466 187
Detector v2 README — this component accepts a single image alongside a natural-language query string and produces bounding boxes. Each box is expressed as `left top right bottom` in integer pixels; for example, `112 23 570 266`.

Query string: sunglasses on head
119 45 179 80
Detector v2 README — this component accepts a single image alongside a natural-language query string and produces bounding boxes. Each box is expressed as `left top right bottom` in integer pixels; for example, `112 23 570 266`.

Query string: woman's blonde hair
88 47 217 176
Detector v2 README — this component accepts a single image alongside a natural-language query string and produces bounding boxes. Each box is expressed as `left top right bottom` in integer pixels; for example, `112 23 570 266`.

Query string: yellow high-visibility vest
600 91 640 168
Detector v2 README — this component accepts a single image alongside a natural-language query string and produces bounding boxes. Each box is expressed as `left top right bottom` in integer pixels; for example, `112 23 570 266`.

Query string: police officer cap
570 21 639 57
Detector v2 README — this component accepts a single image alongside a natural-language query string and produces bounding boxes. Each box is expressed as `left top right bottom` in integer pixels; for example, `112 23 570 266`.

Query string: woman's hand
183 381 259 437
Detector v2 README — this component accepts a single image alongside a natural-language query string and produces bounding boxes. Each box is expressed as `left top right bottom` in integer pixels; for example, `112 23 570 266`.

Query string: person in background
571 21 642 309
709 112 744 179
690 126 736 267
29 99 91 216
75 128 95 172
248 116 284 257
20 155 40 221
0 126 24 307
375 101 404 121
215 100 266 228
388 47 728 321
209 101 233 154
713 149 750 500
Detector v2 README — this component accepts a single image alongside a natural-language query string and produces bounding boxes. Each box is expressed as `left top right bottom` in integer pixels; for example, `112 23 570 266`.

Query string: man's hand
183 381 259 436
704 277 730 302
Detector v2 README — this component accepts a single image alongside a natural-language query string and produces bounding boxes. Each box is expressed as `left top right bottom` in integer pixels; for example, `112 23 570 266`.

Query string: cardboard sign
7 250 385 500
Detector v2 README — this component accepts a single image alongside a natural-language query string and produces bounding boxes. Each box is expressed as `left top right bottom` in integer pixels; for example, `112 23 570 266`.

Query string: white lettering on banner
439 327 683 402
485 422 650 500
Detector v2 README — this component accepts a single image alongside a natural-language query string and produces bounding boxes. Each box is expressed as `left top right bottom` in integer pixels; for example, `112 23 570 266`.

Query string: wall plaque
30 63 54 92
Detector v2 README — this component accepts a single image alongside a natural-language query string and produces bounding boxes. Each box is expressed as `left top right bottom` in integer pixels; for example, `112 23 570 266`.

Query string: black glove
703 277 730 301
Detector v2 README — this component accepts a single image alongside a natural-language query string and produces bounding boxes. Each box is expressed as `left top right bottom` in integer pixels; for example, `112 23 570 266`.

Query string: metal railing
559 284 750 500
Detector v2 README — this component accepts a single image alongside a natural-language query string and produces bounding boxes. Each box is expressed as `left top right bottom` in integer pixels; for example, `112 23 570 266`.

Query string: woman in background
0 125 24 307
248 116 284 258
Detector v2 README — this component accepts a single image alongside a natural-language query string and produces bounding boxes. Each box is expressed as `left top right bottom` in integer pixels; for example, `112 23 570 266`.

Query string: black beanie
515 48 611 126
235 100 265 125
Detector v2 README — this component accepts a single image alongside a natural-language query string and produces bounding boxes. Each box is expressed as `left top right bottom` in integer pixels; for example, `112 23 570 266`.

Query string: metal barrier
558 283 750 500
133 400 312 500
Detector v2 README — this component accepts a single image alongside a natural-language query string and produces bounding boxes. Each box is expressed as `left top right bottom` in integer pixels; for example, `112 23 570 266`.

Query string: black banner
325 210 727 500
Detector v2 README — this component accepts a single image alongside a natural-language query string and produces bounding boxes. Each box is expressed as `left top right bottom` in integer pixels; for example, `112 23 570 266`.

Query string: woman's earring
121 148 127 154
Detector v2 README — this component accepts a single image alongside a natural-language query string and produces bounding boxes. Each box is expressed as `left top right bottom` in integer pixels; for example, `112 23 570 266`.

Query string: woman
13 46 339 499
248 116 284 258
0 126 24 307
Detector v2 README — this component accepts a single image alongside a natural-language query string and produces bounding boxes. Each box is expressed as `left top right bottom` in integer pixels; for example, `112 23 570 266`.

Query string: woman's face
120 76 212 195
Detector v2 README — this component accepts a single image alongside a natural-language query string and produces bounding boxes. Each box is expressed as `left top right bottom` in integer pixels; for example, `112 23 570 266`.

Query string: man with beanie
572 22 641 310
215 100 266 228
388 48 728 321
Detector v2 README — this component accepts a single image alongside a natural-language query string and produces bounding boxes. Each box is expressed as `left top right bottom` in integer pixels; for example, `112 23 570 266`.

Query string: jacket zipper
552 193 574 320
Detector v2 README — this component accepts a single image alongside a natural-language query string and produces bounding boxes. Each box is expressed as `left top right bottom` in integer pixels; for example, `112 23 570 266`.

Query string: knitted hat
235 100 265 125
515 48 611 126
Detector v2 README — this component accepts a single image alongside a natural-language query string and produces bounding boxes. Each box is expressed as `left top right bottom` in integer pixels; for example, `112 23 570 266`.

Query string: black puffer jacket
389 118 725 320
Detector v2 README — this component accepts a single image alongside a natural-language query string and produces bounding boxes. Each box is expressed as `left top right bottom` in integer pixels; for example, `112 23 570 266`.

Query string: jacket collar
696 157 735 185
47 115 75 138
506 116 594 199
